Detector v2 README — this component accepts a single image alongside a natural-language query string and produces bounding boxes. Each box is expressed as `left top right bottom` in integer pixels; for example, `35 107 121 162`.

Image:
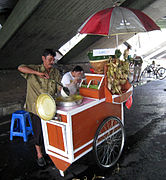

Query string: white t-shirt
61 72 77 95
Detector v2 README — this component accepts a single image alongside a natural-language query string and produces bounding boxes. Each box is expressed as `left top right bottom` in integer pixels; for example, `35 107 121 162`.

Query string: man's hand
72 77 80 84
37 72 50 79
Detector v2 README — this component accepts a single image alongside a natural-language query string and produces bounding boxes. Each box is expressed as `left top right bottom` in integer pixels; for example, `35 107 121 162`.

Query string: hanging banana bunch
107 58 129 95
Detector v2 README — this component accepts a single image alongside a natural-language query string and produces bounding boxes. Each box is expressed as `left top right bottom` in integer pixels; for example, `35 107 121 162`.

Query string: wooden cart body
41 73 133 175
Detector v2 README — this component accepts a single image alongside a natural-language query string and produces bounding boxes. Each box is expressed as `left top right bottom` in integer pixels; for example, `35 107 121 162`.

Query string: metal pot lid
36 93 56 121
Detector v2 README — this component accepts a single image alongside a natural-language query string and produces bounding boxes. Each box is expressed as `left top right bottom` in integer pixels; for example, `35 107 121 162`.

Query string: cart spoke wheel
93 116 125 168
157 67 166 80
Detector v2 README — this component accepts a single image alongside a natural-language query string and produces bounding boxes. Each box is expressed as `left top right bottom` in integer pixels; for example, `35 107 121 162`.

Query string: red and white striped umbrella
78 6 160 36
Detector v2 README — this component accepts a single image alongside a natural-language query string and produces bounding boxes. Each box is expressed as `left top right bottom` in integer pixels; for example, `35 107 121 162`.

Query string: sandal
37 157 46 167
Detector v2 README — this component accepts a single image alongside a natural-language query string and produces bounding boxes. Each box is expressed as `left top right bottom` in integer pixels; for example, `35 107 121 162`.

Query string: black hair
72 65 84 72
42 49 56 58
127 45 131 49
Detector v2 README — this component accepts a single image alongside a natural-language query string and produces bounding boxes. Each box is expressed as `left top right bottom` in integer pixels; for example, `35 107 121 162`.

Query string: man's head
42 49 56 70
127 45 131 50
72 66 84 78
152 60 155 65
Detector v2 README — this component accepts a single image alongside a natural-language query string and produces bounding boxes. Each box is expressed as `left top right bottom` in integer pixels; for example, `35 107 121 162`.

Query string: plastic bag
125 95 132 109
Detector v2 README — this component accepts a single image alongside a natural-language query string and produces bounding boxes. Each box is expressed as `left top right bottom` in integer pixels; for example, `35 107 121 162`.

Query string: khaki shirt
19 64 61 115
123 49 129 60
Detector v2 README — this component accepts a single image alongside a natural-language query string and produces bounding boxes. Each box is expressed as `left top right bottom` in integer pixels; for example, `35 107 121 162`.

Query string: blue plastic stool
10 110 33 142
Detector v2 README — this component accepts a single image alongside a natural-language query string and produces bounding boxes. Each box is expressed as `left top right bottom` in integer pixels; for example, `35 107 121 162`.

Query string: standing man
61 66 84 95
123 45 131 62
18 49 61 167
132 55 143 83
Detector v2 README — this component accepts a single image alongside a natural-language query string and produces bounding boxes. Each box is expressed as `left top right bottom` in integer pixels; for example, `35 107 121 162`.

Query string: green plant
115 49 122 58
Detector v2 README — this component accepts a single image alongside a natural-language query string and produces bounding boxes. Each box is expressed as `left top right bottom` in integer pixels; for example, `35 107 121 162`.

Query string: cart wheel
93 116 125 168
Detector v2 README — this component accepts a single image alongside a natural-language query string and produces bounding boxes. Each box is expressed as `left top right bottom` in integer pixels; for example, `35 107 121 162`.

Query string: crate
79 74 105 99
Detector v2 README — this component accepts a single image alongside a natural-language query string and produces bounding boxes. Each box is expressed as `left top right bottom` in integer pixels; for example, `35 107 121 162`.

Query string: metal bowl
56 95 83 107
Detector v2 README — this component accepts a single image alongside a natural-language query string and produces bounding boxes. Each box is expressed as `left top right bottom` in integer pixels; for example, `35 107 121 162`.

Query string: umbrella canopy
78 6 160 36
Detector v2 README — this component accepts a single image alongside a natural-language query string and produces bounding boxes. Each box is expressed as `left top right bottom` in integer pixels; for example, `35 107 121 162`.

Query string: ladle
50 80 70 96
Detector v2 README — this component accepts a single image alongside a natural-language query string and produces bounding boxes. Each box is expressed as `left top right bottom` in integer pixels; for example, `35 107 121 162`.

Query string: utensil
50 79 70 97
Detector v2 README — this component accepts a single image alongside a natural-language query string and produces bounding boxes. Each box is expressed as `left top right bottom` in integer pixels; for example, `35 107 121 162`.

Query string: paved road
0 79 166 180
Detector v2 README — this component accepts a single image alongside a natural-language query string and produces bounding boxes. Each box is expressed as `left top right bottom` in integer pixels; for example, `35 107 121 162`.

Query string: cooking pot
56 95 83 107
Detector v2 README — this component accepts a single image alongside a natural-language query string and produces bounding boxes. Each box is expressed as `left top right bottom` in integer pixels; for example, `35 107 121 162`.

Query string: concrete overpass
0 0 166 69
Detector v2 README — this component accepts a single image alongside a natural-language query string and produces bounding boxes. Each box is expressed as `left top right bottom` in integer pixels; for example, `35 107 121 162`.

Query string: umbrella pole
116 35 118 48
138 34 141 48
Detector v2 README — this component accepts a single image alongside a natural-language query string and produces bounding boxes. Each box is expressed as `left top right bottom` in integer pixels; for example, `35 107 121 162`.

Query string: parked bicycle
141 62 166 80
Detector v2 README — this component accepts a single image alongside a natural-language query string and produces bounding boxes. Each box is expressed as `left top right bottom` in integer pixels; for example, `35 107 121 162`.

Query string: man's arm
18 65 49 79
61 76 79 87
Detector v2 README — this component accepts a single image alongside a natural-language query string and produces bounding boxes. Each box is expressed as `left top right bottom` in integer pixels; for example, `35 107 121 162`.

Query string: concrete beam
122 0 157 10
0 12 9 25
0 0 42 49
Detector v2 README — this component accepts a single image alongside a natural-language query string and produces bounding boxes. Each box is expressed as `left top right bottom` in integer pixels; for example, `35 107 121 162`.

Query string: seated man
151 60 155 69
61 66 84 95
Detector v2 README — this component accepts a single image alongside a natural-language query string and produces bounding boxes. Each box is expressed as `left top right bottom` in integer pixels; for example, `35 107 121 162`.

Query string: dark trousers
30 113 44 146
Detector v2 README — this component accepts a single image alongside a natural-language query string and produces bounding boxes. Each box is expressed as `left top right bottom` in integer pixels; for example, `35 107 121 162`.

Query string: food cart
38 70 133 176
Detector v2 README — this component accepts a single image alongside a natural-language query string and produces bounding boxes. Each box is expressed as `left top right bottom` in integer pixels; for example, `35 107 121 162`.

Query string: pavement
0 70 166 180
0 70 26 117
